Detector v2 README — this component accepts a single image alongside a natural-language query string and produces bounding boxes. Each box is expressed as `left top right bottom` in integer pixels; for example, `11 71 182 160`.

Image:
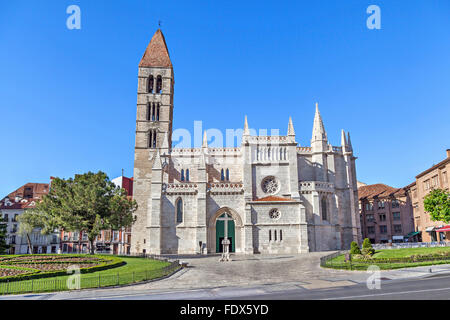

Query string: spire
243 115 250 136
341 129 347 147
312 102 327 141
139 29 172 68
347 132 353 151
202 131 208 148
288 117 295 136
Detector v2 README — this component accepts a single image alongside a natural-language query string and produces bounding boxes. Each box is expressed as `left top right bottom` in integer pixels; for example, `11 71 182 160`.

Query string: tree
18 210 47 254
0 222 9 254
30 171 137 254
350 241 361 255
361 238 375 256
424 189 450 223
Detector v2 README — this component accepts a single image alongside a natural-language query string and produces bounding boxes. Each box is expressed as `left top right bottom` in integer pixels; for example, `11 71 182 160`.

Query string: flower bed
0 267 33 277
322 249 450 270
0 255 125 282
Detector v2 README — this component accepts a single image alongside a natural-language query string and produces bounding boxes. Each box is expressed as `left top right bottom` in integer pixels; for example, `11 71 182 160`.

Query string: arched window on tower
152 103 156 121
269 230 272 242
153 130 157 148
321 197 328 221
176 198 183 223
148 75 154 93
186 169 190 182
181 169 185 182
146 103 151 121
156 103 160 121
226 169 230 181
148 131 153 148
156 75 162 94
220 169 225 181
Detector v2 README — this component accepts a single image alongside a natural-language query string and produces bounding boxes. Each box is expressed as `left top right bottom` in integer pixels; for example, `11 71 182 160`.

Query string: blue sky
0 0 449 197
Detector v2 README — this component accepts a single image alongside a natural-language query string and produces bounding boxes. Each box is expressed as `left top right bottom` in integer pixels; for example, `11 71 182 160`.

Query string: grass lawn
323 247 450 271
0 255 177 295
372 247 450 258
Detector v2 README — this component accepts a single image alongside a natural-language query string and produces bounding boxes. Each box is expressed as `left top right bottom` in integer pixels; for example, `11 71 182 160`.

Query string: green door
215 214 235 253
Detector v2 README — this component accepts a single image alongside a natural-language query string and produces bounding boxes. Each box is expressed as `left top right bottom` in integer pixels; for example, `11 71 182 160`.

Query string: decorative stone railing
208 148 242 156
171 148 202 156
246 136 294 144
171 147 242 157
299 181 335 193
297 147 312 153
207 182 244 195
164 183 198 195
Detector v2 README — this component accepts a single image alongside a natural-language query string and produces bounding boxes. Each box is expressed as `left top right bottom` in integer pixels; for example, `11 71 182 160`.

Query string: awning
425 226 436 232
405 231 420 238
436 225 450 232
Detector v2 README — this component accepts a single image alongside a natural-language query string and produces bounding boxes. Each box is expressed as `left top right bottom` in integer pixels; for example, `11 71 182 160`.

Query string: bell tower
132 29 174 254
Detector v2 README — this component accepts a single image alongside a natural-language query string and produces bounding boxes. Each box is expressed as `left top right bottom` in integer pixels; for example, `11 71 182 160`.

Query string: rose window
261 176 280 195
269 208 281 220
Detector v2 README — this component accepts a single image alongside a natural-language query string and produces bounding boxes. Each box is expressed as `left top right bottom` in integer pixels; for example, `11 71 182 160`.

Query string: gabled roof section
139 29 172 68
358 183 406 200
1 182 49 209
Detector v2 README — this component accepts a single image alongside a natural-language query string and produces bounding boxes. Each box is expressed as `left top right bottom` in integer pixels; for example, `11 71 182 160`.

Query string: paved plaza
3 252 450 300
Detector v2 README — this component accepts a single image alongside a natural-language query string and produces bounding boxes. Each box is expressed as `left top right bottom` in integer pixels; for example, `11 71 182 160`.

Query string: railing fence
0 257 181 296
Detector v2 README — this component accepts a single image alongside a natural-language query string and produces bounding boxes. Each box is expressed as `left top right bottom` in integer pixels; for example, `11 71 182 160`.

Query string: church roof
139 29 172 68
254 195 296 202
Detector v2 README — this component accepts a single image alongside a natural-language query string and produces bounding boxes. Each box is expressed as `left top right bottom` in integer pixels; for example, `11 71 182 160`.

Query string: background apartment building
359 184 415 244
407 149 450 242
0 182 60 254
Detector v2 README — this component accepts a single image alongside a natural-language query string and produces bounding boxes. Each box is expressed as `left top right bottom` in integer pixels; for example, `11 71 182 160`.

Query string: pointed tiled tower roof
139 29 172 68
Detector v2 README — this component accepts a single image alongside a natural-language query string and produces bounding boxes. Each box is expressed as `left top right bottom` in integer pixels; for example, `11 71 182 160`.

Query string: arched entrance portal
215 213 235 253
207 207 243 254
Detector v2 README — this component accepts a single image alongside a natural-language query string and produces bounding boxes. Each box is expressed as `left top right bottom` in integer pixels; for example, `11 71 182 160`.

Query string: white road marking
323 286 450 300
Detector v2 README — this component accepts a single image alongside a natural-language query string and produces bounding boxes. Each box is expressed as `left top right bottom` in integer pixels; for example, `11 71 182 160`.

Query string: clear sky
1 0 449 197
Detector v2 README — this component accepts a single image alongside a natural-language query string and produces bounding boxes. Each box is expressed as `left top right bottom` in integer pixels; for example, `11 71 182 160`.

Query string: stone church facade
131 29 361 255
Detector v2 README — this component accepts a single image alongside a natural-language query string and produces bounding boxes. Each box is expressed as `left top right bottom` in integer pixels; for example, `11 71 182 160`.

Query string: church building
131 29 362 255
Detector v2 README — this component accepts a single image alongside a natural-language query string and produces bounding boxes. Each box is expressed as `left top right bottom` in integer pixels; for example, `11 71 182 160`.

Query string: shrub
350 241 361 255
361 238 375 256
